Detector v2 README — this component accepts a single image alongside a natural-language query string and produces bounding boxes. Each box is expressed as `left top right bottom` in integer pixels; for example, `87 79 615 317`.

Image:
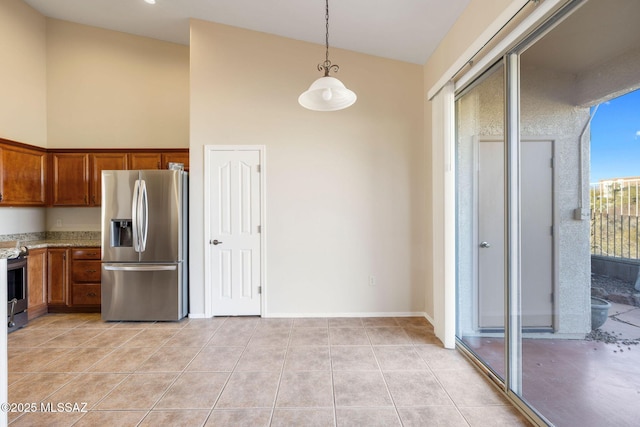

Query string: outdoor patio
463 301 640 426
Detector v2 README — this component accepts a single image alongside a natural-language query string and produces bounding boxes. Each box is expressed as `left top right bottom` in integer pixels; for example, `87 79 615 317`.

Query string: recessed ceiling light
144 0 156 4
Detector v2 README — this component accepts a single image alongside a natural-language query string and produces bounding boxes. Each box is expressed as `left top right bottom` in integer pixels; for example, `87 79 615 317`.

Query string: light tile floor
7 314 530 426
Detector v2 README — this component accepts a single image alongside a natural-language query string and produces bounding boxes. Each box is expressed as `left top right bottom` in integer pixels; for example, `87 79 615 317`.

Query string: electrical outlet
56 219 62 227
369 276 376 287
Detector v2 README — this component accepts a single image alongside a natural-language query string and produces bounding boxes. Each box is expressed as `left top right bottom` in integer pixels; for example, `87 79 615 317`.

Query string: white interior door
207 148 262 316
477 139 554 329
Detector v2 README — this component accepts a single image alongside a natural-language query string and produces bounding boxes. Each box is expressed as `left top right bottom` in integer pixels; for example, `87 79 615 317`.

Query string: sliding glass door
455 62 507 380
454 1 640 425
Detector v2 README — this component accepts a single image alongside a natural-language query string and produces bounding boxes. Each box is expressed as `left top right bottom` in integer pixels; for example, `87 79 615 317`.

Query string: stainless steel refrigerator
101 169 188 321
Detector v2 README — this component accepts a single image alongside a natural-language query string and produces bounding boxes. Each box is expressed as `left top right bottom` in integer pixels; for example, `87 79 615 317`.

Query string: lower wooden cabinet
47 248 69 310
70 248 101 309
27 248 48 320
46 247 101 313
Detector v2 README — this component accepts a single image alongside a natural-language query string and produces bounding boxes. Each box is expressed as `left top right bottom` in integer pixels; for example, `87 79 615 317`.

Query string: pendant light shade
299 0 356 111
298 76 357 111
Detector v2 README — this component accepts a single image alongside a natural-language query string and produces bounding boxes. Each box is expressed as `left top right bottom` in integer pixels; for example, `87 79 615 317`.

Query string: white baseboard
263 311 428 319
423 311 435 325
187 313 207 319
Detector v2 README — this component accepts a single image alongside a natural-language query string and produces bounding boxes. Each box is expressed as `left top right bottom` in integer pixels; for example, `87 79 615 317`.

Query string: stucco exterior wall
520 63 591 335
455 61 591 336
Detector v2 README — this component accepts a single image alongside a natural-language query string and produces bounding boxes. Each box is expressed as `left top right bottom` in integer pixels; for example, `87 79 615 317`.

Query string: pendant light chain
325 0 330 64
319 0 339 76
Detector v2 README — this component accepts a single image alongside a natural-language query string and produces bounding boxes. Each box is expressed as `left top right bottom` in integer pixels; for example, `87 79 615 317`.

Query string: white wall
190 20 425 317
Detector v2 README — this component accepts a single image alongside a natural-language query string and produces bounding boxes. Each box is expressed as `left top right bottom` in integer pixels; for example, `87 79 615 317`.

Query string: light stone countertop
0 248 19 260
0 238 100 259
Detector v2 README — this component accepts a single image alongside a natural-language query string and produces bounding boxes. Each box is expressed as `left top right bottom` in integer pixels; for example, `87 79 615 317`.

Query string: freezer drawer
102 263 185 321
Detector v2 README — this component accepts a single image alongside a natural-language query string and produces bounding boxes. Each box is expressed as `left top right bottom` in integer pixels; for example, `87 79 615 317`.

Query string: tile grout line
415 345 472 427
266 320 293 427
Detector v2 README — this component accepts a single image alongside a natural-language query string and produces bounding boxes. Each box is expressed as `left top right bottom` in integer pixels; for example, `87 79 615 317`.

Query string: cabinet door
70 248 101 307
0 143 46 206
27 248 48 319
129 152 162 170
162 151 189 171
50 153 90 206
72 248 101 260
90 153 128 206
47 248 69 306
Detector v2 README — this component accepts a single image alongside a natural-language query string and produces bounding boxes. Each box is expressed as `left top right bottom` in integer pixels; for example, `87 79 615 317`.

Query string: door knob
211 239 223 245
480 241 491 248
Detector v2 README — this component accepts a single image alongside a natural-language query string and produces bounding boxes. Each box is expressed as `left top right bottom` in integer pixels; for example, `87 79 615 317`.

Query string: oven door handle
8 298 17 328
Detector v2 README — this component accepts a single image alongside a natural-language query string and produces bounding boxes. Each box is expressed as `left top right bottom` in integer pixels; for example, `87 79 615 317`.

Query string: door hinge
550 157 554 168
550 226 553 236
258 225 261 233
257 164 261 173
550 292 554 303
258 286 262 294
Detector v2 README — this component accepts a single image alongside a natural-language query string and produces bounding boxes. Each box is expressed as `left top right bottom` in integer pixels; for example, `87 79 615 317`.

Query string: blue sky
590 88 640 183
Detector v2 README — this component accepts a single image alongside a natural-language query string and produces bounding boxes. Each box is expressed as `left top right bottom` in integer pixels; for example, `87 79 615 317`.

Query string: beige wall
190 20 425 316
46 19 189 149
0 0 47 234
423 0 514 321
0 0 47 148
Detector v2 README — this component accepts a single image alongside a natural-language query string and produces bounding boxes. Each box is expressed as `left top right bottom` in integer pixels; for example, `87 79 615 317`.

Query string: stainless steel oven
7 250 28 333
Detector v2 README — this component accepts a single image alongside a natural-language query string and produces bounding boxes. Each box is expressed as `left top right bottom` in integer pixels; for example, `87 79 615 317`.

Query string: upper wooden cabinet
163 151 190 171
0 141 187 207
128 151 189 171
0 140 47 206
129 152 162 170
91 152 128 206
49 152 90 206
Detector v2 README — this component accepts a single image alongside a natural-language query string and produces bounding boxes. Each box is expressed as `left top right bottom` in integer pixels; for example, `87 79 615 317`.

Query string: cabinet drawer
72 249 101 260
72 284 101 306
72 260 101 282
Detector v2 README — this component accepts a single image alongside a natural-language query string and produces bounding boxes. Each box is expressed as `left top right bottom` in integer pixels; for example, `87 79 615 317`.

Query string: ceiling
22 0 471 65
522 0 640 75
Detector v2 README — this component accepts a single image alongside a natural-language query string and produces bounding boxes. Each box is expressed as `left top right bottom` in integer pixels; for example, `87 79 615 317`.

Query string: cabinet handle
86 269 97 273
87 253 97 257
92 195 96 204
87 292 97 297
0 192 3 202
84 195 87 203
157 161 161 169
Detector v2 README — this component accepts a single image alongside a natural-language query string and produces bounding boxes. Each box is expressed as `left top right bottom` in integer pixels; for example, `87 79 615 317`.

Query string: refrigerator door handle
139 180 149 253
132 179 141 252
104 264 177 272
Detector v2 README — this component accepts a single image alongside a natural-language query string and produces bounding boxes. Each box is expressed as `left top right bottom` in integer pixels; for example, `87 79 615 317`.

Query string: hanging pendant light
298 0 357 111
